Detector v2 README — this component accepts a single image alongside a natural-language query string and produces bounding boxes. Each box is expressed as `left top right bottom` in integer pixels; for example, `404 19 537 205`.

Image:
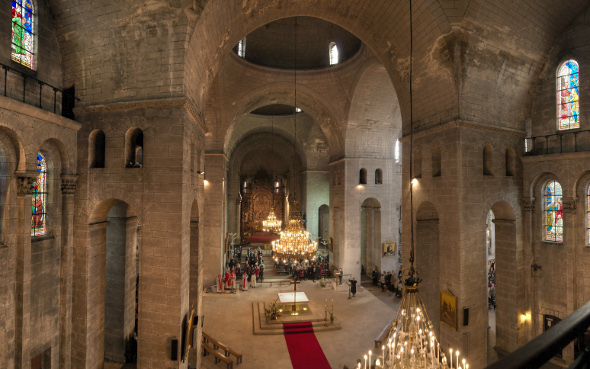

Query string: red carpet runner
283 322 331 369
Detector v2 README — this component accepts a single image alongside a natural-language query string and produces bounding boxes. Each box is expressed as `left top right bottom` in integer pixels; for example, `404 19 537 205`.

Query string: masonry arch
486 201 517 356
415 201 440 337
125 127 143 168
87 199 140 365
187 3 456 133
89 129 106 168
360 197 381 275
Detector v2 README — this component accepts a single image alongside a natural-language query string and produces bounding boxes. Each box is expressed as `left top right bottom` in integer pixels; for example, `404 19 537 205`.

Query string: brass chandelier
272 201 317 261
358 1 468 368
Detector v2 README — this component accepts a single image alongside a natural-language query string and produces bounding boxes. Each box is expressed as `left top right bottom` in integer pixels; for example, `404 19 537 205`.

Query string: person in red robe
217 275 224 293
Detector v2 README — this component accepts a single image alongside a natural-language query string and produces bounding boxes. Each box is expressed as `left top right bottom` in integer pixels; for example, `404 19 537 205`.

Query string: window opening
329 42 339 65
544 180 563 242
557 60 579 130
32 152 46 236
11 0 35 69
237 38 246 58
359 168 367 185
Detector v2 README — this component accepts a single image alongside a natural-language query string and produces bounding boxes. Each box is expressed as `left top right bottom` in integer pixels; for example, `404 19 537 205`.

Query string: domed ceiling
234 17 362 69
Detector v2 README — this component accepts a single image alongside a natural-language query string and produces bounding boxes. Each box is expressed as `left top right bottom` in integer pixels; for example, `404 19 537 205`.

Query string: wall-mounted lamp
356 184 364 189
411 178 418 186
197 171 205 175
521 311 531 323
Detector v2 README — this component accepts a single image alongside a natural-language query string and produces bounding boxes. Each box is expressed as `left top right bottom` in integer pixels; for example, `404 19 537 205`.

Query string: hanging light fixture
359 1 468 368
263 114 282 233
271 17 317 262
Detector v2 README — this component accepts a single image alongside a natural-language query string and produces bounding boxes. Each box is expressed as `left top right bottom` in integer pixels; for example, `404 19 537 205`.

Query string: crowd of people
371 267 403 298
218 246 267 292
274 255 331 282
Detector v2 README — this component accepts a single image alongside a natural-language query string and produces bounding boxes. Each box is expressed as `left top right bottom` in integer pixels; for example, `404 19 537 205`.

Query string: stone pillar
521 197 535 345
123 217 138 350
202 153 227 288
59 175 76 369
562 197 577 362
14 174 35 369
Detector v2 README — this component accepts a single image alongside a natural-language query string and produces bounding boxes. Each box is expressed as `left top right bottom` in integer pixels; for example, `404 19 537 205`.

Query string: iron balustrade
486 300 590 369
525 129 590 156
1 62 78 117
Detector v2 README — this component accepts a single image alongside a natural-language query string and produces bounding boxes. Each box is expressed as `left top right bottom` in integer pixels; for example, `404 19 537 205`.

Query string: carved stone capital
562 197 576 213
522 197 535 213
61 174 78 194
17 176 36 196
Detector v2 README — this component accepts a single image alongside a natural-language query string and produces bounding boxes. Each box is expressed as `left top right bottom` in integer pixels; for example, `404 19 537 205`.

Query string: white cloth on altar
278 292 309 303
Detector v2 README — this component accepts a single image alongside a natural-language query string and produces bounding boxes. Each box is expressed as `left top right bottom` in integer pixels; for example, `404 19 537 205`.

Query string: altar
278 292 309 304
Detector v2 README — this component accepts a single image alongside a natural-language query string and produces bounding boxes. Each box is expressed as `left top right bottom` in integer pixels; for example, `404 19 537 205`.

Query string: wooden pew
202 331 243 365
201 342 233 369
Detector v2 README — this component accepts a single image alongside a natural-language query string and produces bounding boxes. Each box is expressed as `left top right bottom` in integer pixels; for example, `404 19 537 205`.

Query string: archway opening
361 198 381 276
485 209 496 362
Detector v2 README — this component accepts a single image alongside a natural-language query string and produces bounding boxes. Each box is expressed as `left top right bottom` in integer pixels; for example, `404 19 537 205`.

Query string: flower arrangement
264 298 281 321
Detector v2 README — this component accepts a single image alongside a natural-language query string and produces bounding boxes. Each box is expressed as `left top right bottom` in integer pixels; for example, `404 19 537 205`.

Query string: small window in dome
329 42 339 65
237 38 246 58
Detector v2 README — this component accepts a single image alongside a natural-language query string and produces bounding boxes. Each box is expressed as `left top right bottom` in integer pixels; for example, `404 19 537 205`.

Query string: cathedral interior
1 0 590 368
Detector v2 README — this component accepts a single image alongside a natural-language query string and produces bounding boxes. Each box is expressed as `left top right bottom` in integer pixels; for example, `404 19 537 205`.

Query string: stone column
59 175 76 369
202 153 227 288
14 174 35 369
562 197 577 362
521 197 535 344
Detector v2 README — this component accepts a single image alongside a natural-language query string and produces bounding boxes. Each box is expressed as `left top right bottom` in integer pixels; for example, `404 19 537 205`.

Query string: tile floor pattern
201 278 398 369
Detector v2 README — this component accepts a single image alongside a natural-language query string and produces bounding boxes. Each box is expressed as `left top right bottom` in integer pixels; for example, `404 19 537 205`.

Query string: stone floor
201 277 399 369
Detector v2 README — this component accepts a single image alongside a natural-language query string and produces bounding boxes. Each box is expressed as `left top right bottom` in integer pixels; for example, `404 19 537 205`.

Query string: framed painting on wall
440 290 457 330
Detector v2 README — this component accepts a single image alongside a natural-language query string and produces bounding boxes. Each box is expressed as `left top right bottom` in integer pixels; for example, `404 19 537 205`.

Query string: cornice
400 120 526 142
74 98 209 135
0 95 81 131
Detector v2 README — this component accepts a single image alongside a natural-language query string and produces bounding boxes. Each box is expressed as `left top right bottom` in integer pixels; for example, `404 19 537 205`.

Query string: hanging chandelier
262 206 282 233
272 201 317 261
358 1 468 368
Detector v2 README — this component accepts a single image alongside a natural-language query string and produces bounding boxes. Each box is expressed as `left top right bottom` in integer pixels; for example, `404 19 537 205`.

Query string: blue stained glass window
557 60 579 130
11 0 35 69
544 180 563 242
32 152 46 236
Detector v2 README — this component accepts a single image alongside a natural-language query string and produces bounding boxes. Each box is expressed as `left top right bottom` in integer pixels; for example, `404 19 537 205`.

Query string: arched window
432 146 441 177
483 145 493 176
413 149 422 178
544 180 563 242
237 37 246 58
89 129 105 168
11 0 35 69
586 183 590 246
329 42 339 65
32 152 47 236
375 169 383 184
557 60 579 130
395 139 400 163
505 148 515 176
359 168 367 185
125 128 143 168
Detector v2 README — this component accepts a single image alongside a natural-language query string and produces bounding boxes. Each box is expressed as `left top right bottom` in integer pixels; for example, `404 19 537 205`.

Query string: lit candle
463 358 466 369
364 354 367 369
456 350 460 369
450 349 453 369
369 350 372 369
376 359 380 368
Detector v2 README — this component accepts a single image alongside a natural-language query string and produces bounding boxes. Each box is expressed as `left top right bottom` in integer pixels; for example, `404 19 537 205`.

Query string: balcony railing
1 62 78 119
486 300 590 369
524 129 590 156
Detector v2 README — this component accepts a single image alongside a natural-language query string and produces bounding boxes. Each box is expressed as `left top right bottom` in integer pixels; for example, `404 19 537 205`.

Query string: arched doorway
415 201 440 337
361 198 381 276
487 201 517 361
318 204 329 240
485 209 496 362
89 199 139 365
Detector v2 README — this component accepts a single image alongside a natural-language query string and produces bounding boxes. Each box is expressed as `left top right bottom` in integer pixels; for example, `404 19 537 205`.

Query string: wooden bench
202 331 243 365
375 317 396 349
201 342 233 369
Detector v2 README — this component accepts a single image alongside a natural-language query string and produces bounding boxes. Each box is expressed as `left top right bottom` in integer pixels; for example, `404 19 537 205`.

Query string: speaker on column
463 307 469 326
171 339 178 361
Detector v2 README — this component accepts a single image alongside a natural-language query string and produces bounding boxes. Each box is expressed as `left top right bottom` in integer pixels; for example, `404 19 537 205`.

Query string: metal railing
486 300 590 369
1 62 78 118
525 129 590 156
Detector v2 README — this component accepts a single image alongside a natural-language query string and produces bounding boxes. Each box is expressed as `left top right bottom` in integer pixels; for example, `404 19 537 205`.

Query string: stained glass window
587 184 590 246
557 60 579 130
11 0 35 69
544 180 563 242
32 152 46 236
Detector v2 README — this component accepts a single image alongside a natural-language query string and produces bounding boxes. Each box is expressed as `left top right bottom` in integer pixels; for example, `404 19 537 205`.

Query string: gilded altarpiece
241 176 284 237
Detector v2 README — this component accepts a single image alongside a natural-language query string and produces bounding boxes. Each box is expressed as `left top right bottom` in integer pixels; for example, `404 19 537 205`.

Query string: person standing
338 268 343 285
242 272 248 291
349 277 358 297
